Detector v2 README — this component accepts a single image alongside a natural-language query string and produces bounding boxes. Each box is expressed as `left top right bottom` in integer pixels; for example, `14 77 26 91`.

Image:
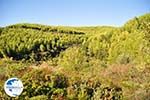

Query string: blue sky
0 0 150 26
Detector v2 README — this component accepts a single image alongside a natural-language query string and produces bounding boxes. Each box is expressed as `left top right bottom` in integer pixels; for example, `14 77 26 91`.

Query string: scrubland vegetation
0 13 150 100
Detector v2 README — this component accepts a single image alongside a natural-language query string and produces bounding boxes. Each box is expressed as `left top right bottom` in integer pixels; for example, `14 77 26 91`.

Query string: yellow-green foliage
58 46 88 71
0 13 149 99
0 27 84 61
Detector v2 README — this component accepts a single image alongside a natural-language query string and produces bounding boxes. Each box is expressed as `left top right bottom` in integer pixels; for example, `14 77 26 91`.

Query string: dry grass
98 64 132 85
97 64 150 100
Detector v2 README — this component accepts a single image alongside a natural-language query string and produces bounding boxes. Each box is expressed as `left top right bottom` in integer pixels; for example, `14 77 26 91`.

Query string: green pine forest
0 13 150 99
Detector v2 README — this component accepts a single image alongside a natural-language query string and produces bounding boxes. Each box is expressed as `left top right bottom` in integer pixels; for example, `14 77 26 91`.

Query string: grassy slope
0 13 150 99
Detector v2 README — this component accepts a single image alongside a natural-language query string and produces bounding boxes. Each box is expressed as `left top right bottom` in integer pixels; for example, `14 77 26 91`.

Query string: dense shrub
58 46 89 71
84 32 112 61
0 28 84 61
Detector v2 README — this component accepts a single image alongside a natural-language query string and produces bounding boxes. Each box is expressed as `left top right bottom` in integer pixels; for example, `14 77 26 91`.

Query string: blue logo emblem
4 78 23 97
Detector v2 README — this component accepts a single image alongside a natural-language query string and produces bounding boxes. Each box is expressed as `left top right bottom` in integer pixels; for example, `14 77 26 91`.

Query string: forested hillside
0 13 150 99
